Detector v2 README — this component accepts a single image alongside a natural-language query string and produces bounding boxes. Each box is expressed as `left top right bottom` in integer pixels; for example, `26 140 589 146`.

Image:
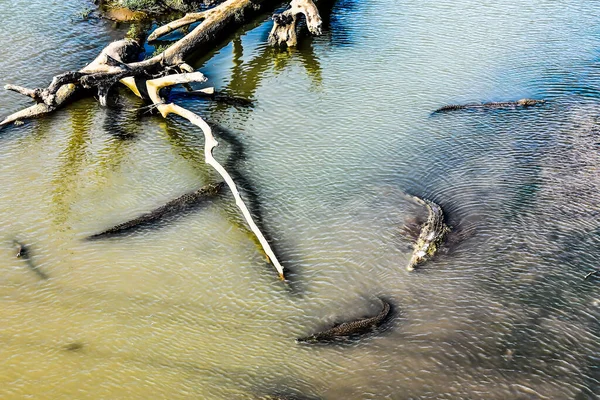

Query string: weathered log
1 84 78 126
143 72 287 279
269 0 322 47
1 0 325 127
147 11 208 42
1 39 143 126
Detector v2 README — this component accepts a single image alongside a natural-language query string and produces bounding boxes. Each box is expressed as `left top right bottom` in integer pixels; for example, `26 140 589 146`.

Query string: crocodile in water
13 240 49 280
296 299 391 343
87 182 224 239
406 196 449 271
433 98 545 114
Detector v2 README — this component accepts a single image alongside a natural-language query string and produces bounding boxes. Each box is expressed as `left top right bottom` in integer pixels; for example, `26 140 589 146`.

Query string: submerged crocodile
87 182 224 239
296 299 391 343
433 98 545 114
13 240 49 280
406 196 449 271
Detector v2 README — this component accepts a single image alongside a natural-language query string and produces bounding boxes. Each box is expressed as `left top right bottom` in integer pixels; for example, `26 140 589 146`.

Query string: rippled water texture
1 0 600 398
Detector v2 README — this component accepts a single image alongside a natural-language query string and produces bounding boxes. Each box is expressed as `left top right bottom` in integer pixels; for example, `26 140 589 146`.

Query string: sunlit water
1 0 599 398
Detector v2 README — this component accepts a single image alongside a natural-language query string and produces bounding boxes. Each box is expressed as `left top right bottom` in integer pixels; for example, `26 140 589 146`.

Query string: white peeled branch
139 72 285 280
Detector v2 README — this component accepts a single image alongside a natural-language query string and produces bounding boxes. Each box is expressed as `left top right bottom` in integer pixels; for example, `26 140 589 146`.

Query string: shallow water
1 0 599 398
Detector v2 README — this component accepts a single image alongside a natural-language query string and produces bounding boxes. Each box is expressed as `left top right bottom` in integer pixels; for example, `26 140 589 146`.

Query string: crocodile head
407 250 427 271
517 98 544 106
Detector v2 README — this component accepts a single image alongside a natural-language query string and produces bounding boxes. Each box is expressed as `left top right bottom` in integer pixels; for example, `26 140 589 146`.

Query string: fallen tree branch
1 0 324 127
147 11 208 42
144 72 286 280
5 84 43 102
1 84 78 126
0 39 143 127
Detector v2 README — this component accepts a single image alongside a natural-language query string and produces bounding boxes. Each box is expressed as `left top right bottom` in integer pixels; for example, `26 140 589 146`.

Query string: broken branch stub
269 0 323 47
144 73 286 280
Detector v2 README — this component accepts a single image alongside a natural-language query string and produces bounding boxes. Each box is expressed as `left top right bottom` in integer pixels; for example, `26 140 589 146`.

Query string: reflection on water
51 101 94 227
1 0 600 398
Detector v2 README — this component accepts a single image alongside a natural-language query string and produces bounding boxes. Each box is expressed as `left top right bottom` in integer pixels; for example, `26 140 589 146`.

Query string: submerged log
1 39 143 126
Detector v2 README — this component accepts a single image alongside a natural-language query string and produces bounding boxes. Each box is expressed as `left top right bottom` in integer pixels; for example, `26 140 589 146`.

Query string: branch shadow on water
218 33 323 103
204 34 335 291
210 122 306 292
156 115 300 290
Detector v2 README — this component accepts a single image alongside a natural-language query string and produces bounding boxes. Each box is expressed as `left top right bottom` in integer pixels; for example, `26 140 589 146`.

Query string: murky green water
1 0 600 398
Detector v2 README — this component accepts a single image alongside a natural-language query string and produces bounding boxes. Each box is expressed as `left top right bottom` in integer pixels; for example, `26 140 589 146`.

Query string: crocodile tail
433 104 467 113
377 299 392 321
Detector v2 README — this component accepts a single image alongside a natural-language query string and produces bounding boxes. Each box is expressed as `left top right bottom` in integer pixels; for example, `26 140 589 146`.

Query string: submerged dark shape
64 342 84 351
296 299 391 343
170 90 254 107
433 98 545 114
87 181 224 239
13 240 49 280
212 93 253 107
406 195 449 271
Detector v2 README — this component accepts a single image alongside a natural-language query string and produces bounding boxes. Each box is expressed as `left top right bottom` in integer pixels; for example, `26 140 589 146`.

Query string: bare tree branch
144 72 286 280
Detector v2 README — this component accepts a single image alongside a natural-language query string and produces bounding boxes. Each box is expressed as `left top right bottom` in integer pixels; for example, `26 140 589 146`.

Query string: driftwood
1 39 143 126
269 0 322 47
1 0 323 127
144 72 287 279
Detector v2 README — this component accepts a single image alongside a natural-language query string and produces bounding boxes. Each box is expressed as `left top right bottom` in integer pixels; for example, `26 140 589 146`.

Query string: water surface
1 0 599 398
